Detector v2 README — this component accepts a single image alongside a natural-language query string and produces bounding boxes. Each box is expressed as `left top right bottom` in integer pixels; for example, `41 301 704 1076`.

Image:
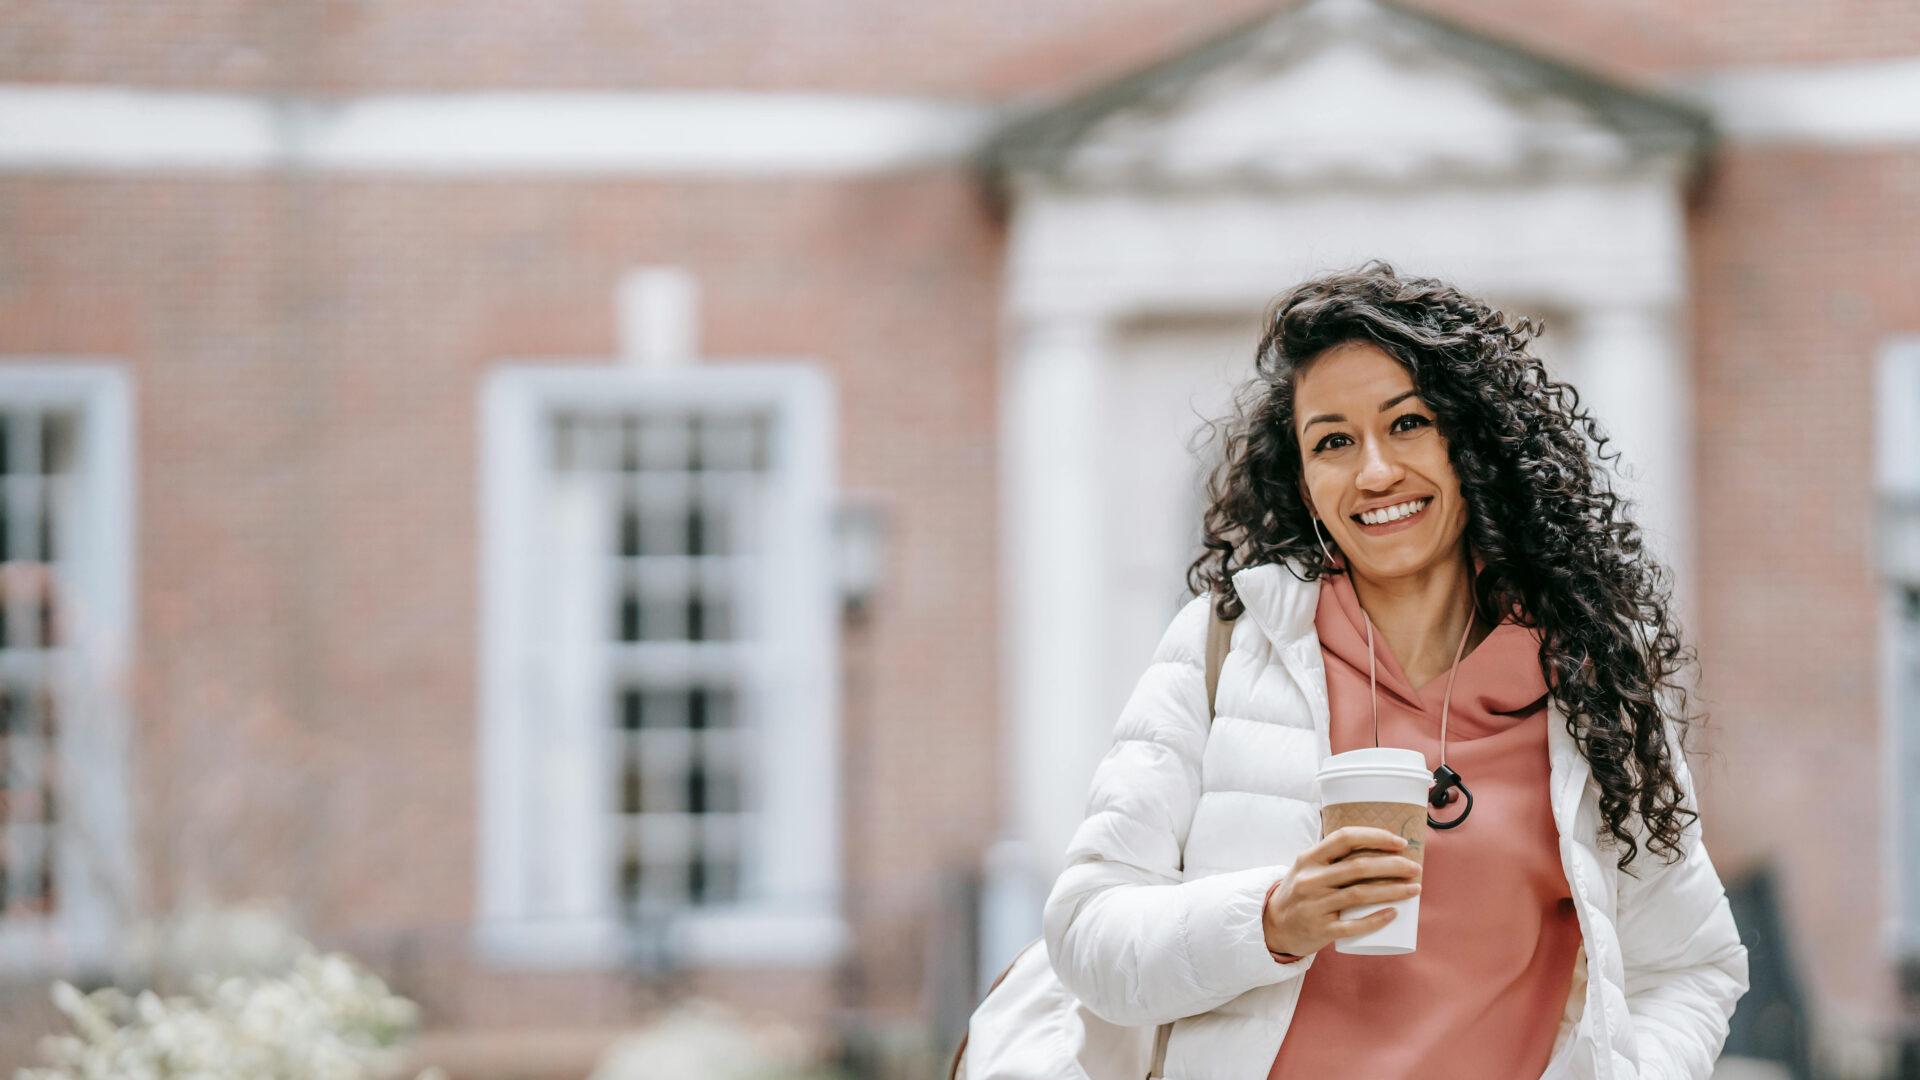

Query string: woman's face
1293 341 1471 582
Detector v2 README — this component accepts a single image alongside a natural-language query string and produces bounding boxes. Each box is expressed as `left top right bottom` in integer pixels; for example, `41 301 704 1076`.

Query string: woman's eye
1311 415 1428 453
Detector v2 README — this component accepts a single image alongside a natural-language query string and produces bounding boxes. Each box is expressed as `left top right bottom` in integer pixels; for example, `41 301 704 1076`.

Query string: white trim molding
0 85 996 175
476 360 845 971
1668 57 1920 145
6 56 1920 179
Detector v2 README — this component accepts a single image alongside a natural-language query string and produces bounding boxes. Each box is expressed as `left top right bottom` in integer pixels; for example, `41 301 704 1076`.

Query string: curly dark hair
1186 260 1704 876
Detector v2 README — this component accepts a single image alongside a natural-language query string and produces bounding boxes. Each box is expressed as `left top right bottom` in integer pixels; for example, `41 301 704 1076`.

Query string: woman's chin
1342 541 1464 581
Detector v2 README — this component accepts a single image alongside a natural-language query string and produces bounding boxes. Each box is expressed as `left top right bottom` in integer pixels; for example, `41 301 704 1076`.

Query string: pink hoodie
1268 567 1583 1078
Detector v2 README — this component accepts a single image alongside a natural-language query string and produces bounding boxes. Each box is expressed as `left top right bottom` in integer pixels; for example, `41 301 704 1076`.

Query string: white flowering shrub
14 914 444 1080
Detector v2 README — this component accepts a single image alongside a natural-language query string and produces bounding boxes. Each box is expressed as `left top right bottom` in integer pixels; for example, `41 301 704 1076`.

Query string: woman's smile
1350 495 1432 537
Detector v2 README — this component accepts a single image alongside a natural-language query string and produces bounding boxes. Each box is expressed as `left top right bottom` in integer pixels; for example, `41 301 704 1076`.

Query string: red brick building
0 1 1916 1076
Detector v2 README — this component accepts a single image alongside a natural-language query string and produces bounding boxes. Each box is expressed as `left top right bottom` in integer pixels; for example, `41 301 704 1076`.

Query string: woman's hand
1263 826 1424 957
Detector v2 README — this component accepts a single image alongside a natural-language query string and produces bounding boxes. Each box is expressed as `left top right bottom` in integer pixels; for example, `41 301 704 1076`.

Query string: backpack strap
1145 599 1239 1079
1204 600 1238 725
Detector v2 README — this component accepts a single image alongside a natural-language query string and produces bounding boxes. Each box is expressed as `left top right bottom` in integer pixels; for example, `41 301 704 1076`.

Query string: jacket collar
1226 558 1594 842
1229 557 1320 650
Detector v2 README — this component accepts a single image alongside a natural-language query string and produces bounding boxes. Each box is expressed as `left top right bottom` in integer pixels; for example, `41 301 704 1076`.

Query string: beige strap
1147 1020 1173 1078
1204 602 1236 724
1148 601 1240 1077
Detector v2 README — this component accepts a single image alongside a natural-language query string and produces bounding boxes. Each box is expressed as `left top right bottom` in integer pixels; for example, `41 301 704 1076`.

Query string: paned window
479 365 843 969
0 367 132 974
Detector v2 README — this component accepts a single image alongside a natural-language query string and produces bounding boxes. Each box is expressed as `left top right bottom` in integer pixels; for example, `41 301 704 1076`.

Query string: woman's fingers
1319 852 1422 889
1313 879 1420 913
1308 826 1406 866
1330 906 1399 938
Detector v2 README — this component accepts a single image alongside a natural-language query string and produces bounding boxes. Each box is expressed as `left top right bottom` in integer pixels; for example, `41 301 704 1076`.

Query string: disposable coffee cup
1314 747 1432 955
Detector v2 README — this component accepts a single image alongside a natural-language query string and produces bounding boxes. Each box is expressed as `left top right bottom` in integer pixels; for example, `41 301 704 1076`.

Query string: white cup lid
1315 746 1432 784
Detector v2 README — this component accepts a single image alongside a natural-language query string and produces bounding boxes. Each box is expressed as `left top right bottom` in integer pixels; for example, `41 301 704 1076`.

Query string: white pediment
1069 43 1626 183
989 0 1705 190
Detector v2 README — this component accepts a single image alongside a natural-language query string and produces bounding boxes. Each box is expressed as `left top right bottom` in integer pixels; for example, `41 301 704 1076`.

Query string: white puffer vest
1043 559 1749 1080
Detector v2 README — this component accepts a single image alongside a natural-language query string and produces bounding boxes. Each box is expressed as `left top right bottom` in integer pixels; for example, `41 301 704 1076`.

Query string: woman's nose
1355 438 1405 488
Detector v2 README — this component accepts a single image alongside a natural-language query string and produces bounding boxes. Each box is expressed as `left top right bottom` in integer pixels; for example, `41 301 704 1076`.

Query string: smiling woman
1022 260 1745 1080
1190 262 1711 878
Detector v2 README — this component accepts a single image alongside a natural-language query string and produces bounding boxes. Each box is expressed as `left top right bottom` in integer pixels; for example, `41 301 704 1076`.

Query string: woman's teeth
1356 498 1431 526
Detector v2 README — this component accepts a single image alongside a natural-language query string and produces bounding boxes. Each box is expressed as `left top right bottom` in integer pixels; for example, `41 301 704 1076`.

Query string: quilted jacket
1042 558 1750 1079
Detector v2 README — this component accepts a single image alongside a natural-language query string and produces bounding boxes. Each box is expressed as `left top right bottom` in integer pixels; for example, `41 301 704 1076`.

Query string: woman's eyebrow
1301 389 1422 431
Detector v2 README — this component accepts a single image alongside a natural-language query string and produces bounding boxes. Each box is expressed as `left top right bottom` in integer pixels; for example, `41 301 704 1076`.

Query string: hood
1227 556 1593 840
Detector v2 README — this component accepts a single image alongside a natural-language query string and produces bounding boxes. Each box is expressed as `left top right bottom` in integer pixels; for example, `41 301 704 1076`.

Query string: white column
1572 304 1698 631
987 312 1111 965
1875 340 1920 962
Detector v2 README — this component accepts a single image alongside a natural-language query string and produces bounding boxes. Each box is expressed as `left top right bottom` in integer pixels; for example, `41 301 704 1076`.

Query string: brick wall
3 1 1918 97
0 169 1005 1058
1688 145 1920 1028
1 0 1917 1070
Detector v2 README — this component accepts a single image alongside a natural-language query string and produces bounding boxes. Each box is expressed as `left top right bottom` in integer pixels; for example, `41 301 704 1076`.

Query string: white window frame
476 362 844 970
1878 337 1920 964
0 362 134 977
